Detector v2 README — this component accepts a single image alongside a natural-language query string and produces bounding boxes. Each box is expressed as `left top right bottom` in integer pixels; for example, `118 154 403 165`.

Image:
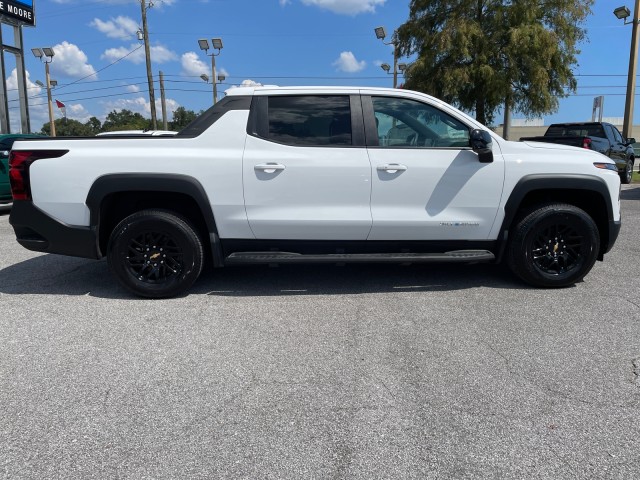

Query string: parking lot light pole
374 26 400 88
32 47 56 137
198 38 224 104
615 2 640 139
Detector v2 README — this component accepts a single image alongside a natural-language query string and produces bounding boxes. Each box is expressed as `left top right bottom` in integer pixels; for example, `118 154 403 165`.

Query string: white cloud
66 104 92 124
228 80 262 89
48 42 97 80
6 69 47 132
332 51 366 73
181 51 209 77
90 16 139 40
300 0 385 15
102 43 178 65
126 84 141 93
102 95 180 120
280 0 291 5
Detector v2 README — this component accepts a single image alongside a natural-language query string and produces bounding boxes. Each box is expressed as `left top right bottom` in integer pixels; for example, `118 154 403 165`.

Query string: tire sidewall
622 158 633 184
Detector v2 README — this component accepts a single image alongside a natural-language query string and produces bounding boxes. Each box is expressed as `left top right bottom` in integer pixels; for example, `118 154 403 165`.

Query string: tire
507 204 600 288
621 158 634 184
107 209 204 298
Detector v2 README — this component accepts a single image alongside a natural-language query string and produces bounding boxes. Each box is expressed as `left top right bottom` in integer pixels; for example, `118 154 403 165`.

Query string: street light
200 72 227 93
615 2 640 139
374 25 401 88
615 6 632 20
198 37 224 104
32 47 56 137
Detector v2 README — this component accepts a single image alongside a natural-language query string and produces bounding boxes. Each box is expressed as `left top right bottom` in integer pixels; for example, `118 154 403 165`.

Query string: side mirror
626 137 636 145
470 129 493 163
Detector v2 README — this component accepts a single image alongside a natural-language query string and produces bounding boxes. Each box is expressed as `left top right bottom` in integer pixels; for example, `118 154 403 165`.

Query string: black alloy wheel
507 204 600 288
107 209 204 298
125 231 184 284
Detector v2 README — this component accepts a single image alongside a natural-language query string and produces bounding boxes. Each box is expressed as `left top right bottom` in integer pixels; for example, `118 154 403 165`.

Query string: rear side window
265 95 352 147
611 126 624 143
547 125 605 138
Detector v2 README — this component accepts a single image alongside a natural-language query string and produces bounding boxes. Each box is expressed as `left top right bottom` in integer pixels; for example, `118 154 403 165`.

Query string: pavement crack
624 298 640 309
633 358 640 387
102 387 111 411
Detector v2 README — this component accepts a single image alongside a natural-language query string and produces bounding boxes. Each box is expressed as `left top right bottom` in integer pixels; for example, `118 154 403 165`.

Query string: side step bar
225 250 495 264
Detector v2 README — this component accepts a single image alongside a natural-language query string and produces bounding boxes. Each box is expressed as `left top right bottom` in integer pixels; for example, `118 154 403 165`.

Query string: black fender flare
496 174 616 261
86 173 224 265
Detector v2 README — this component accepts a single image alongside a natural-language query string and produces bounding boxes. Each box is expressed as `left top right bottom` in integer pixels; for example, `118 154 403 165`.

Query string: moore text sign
0 0 34 26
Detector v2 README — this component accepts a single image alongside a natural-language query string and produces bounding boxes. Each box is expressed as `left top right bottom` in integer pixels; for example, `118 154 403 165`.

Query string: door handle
255 163 286 174
377 164 408 173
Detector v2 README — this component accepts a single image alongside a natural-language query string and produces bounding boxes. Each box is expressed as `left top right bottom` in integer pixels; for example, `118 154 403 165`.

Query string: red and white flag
55 99 66 118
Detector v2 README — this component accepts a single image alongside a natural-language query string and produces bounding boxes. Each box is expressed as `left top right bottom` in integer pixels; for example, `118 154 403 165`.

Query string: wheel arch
86 173 223 266
498 174 615 260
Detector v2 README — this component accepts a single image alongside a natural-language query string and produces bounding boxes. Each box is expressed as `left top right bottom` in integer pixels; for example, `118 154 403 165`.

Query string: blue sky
5 0 637 131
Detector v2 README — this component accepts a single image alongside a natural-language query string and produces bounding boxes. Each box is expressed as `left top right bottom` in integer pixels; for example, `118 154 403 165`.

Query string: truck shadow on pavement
0 252 527 298
621 185 640 200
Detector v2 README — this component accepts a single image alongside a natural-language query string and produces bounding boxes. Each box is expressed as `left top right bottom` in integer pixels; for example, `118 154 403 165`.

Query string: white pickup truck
8 86 621 298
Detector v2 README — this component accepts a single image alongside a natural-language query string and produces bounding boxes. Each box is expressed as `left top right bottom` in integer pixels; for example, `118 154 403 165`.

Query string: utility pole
624 0 640 139
159 70 168 130
45 61 56 137
502 94 511 140
392 38 398 89
140 0 157 130
211 53 218 104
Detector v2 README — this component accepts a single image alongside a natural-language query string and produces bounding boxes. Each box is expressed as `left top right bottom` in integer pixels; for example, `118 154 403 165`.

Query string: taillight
9 150 68 201
583 137 592 149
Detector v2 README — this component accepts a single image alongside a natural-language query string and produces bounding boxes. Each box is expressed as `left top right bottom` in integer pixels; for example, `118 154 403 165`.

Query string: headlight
593 162 618 172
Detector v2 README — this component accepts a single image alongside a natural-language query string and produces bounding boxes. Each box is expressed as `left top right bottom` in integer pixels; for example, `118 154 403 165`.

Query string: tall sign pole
0 1 36 133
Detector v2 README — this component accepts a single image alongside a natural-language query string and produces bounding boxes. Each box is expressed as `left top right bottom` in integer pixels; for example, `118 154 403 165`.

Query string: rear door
242 94 372 240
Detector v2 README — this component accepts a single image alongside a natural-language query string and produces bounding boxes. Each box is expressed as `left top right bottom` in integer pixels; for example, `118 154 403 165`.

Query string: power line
55 44 145 93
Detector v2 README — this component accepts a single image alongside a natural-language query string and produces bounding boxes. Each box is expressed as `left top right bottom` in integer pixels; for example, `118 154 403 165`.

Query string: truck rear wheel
107 209 204 298
507 204 599 288
621 158 634 184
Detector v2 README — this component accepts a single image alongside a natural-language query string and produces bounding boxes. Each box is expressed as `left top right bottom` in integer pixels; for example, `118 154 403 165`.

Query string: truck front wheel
107 209 204 298
507 204 600 288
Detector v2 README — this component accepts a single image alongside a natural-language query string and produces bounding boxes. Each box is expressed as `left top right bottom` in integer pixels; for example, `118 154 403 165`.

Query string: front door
364 94 505 241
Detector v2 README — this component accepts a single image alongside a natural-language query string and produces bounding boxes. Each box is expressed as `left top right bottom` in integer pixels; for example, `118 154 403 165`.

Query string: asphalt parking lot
1 189 639 480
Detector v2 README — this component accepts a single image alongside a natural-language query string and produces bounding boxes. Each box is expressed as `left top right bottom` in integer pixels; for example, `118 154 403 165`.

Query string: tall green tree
170 106 198 131
85 116 102 135
396 0 594 125
41 119 94 136
101 109 152 132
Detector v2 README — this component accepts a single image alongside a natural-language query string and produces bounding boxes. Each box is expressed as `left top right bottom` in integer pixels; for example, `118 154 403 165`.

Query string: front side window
372 97 470 148
267 95 352 147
